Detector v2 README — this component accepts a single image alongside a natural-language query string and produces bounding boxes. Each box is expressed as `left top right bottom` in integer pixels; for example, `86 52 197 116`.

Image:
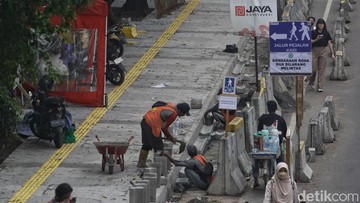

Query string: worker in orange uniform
137 102 191 169
161 144 213 190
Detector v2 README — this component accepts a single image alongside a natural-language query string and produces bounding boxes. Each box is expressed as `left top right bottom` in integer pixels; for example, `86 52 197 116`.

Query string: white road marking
323 0 333 21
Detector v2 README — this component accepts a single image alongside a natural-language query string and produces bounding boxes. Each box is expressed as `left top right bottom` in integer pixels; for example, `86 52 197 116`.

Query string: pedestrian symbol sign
223 76 236 94
269 21 312 53
269 21 312 76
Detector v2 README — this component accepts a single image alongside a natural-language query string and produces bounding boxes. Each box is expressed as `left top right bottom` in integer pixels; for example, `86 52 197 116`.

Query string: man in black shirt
258 100 287 148
253 100 287 187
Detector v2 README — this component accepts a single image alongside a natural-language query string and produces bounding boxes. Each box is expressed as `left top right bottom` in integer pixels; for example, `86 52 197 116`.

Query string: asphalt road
241 1 360 202
300 0 360 202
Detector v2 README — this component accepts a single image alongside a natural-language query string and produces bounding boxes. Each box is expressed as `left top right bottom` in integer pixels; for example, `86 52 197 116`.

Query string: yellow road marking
9 0 200 202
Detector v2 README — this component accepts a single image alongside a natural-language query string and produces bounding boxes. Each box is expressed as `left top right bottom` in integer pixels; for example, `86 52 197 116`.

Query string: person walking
161 144 213 190
253 100 287 187
137 102 191 169
310 18 335 92
307 16 316 31
305 16 316 83
263 162 298 203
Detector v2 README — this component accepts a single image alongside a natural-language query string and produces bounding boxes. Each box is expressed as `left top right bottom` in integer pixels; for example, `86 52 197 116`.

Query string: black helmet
38 75 54 92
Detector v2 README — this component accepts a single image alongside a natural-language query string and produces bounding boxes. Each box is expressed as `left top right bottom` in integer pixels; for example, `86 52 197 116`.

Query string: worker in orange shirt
137 102 191 169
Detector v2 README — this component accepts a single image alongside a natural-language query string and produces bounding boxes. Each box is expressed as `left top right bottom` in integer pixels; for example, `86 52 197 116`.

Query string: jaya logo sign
230 0 277 37
235 6 272 16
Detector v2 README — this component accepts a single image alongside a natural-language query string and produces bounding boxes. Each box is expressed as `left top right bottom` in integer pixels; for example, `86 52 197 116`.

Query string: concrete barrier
233 39 254 75
340 8 351 23
233 37 251 75
207 138 226 195
251 78 267 120
339 37 350 67
340 0 354 12
296 141 313 183
324 96 340 130
281 4 292 21
238 150 253 177
290 1 307 21
308 148 316 162
333 30 341 54
135 180 151 203
306 118 325 155
144 171 159 191
149 163 162 187
288 114 297 180
238 106 256 153
163 142 173 170
129 187 145 203
265 74 276 103
143 175 157 202
225 133 246 195
154 155 168 177
331 38 348 80
131 183 148 203
334 17 348 41
280 0 309 22
319 107 335 143
207 128 247 195
229 117 252 177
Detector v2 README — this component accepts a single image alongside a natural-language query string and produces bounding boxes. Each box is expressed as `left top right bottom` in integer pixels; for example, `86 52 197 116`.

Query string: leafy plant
0 0 90 138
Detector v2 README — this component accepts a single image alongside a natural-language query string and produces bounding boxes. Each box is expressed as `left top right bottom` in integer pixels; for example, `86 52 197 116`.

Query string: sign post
230 0 278 92
269 21 311 181
220 76 237 138
269 21 312 75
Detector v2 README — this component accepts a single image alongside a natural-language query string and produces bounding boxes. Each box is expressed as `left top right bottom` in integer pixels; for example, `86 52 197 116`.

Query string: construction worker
161 144 213 190
137 102 191 169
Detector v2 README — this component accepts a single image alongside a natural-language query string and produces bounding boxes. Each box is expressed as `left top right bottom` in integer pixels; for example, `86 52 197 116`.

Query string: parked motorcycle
26 75 67 148
107 24 127 58
106 24 127 85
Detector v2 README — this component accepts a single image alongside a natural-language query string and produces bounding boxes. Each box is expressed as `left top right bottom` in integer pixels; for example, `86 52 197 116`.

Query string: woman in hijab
263 162 298 203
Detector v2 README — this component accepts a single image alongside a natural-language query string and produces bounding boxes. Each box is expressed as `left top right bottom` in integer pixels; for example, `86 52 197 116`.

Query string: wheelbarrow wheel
108 155 114 174
101 155 106 172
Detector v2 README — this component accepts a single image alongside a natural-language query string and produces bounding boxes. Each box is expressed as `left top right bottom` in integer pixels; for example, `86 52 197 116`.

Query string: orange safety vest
144 102 177 137
193 155 206 167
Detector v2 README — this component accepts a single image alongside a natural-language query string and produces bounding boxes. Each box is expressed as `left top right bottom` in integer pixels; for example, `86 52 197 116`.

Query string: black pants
141 119 163 151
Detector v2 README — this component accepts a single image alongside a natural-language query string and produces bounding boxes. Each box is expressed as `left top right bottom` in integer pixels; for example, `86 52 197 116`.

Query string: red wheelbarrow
93 136 134 174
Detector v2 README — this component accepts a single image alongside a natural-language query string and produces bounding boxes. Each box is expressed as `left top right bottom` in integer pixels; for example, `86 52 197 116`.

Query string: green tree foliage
0 0 90 138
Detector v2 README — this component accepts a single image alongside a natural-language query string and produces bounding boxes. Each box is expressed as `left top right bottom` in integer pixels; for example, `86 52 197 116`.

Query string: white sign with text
230 0 277 37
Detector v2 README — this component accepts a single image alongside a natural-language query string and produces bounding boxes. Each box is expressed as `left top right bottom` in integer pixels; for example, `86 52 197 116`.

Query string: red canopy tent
47 0 108 107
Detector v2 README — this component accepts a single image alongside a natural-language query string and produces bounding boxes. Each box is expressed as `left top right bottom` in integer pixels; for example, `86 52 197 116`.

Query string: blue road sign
223 76 236 94
269 22 311 52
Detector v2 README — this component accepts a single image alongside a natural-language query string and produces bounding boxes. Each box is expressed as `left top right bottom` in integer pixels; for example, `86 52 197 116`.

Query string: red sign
235 6 245 16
